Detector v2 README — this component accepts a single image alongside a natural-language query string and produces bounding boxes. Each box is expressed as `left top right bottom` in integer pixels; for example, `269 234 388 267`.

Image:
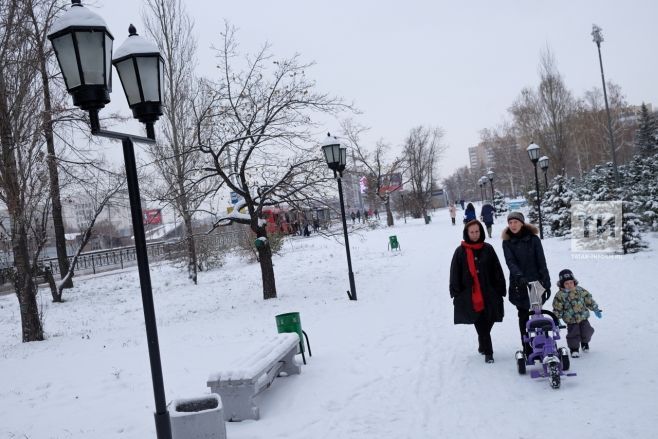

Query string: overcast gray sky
96 0 658 178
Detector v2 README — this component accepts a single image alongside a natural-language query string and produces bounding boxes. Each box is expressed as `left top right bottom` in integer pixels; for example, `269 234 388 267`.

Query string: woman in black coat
501 211 551 356
449 219 507 363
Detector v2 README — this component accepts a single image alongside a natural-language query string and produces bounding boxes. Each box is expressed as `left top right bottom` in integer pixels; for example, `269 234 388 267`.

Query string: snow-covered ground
1 208 657 438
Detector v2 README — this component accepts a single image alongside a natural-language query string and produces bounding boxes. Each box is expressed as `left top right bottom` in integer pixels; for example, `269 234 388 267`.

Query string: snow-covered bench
207 332 302 421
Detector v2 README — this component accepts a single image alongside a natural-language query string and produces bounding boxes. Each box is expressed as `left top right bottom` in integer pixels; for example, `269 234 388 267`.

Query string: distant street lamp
539 156 550 191
400 193 407 224
49 2 170 438
526 143 544 239
487 170 495 202
322 133 357 301
591 24 620 187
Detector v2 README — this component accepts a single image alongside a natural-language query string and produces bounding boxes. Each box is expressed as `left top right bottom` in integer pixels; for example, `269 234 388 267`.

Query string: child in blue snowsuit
551 269 602 358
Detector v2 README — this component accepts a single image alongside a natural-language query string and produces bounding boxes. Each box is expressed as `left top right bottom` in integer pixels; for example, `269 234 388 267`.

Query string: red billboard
379 173 402 194
143 209 162 225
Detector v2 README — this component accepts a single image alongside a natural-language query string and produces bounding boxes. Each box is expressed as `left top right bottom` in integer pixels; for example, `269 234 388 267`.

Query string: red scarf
461 241 485 312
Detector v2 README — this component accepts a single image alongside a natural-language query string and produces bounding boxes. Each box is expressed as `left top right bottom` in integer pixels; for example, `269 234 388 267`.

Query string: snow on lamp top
49 0 111 36
113 24 160 60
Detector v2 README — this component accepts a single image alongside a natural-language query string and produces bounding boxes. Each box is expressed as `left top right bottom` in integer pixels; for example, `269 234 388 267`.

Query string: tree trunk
385 198 394 226
1 78 44 342
13 224 43 342
182 211 197 284
255 227 277 300
40 60 72 289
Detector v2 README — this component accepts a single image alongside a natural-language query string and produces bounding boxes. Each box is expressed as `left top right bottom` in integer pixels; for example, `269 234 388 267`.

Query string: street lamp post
487 170 495 202
401 193 407 224
322 133 357 301
478 178 484 202
591 24 620 187
526 143 544 240
49 2 171 438
539 156 550 191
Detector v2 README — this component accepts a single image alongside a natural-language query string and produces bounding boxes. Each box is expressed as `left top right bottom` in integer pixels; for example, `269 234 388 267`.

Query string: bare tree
479 123 528 196
45 167 125 302
403 126 445 218
197 23 347 300
342 120 406 226
0 0 50 341
25 0 73 289
142 0 212 284
509 47 574 176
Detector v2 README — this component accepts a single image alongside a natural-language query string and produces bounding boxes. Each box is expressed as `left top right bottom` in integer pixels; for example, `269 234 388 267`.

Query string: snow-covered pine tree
493 190 508 218
621 205 646 253
525 189 539 225
620 153 658 231
633 103 658 158
541 175 575 237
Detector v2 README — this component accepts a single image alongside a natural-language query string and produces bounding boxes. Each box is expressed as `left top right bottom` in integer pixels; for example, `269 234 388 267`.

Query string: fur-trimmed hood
501 223 539 241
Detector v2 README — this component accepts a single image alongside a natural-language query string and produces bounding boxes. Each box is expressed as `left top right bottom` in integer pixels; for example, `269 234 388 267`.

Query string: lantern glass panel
104 34 113 90
323 144 335 165
52 34 80 89
115 59 141 105
137 56 160 102
158 59 164 102
76 31 105 84
339 147 347 167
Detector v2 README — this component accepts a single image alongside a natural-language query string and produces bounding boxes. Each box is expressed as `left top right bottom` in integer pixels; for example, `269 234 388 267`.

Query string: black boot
484 354 494 364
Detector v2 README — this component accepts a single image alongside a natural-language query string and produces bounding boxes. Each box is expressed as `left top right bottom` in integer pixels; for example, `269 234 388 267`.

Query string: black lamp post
526 143 544 239
539 155 549 191
49 2 170 438
487 170 495 202
478 178 484 202
322 133 357 301
591 24 620 187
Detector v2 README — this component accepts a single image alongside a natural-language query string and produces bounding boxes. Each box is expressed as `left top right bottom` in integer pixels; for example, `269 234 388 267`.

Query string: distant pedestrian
463 203 476 224
459 199 465 210
374 209 379 219
365 210 370 221
356 210 361 223
480 203 496 238
351 212 356 224
449 202 457 226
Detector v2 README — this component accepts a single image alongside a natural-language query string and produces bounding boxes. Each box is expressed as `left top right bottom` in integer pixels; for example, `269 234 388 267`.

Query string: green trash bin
276 312 305 353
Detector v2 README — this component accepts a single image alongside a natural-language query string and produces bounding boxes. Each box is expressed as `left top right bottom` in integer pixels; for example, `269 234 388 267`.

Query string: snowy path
1 211 657 438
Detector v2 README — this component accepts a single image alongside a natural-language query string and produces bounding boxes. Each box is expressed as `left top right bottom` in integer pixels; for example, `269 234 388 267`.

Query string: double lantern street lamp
526 143 544 240
48 1 170 438
478 176 488 202
322 134 358 301
486 170 495 202
539 155 550 191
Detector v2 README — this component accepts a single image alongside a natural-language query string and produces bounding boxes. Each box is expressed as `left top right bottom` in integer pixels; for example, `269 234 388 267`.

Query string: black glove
517 277 528 290
541 289 551 304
